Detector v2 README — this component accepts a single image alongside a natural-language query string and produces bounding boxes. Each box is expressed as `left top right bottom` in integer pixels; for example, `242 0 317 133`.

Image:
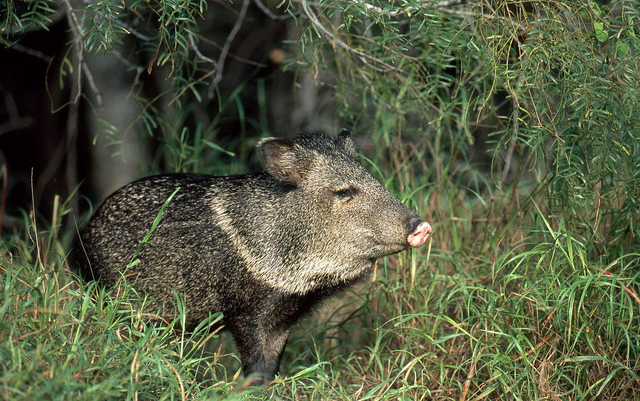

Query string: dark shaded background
0 3 340 233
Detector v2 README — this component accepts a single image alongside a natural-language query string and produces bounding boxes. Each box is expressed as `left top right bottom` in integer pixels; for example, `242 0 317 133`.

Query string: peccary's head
257 130 431 287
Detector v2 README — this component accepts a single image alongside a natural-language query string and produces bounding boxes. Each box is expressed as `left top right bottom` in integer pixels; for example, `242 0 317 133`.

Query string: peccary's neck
210 172 374 296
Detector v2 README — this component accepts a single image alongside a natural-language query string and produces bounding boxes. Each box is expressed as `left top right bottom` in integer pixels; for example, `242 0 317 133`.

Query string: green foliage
2 0 640 398
3 161 640 399
294 0 640 259
80 0 209 70
0 0 57 37
503 1 640 256
275 188 640 399
0 199 255 400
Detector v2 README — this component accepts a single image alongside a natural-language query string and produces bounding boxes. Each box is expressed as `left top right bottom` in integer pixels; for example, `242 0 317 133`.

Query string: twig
82 60 103 108
209 0 251 97
61 0 84 105
357 69 392 110
2 41 52 62
188 32 215 65
110 49 140 69
299 0 399 72
437 0 465 6
349 33 420 61
348 0 520 25
348 0 480 19
252 0 293 20
111 17 159 42
61 0 106 108
198 34 268 68
0 84 33 135
501 100 518 184
353 0 431 18
169 69 215 107
108 50 145 100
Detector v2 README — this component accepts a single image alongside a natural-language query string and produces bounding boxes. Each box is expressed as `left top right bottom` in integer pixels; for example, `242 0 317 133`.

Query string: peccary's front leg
230 319 290 386
264 331 289 381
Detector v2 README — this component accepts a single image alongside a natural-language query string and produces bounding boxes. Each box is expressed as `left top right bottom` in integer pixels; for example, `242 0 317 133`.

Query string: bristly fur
77 130 429 385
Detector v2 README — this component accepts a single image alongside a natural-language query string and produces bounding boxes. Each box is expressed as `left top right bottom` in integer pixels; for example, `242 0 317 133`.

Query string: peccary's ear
258 138 308 185
336 129 358 157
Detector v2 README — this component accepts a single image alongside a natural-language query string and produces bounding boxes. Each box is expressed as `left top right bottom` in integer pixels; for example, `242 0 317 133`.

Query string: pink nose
407 221 432 247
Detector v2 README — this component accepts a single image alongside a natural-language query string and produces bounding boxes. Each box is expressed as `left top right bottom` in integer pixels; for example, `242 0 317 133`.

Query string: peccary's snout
407 217 432 248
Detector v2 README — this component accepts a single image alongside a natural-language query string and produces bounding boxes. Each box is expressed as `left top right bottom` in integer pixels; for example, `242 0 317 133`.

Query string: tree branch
253 0 294 20
209 0 251 97
298 0 399 72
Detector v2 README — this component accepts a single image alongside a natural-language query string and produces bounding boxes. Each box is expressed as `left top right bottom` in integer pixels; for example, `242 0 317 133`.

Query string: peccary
78 130 432 385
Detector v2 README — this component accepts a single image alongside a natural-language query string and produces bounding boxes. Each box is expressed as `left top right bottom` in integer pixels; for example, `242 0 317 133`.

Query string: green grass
0 207 242 400
3 0 639 397
2 173 638 400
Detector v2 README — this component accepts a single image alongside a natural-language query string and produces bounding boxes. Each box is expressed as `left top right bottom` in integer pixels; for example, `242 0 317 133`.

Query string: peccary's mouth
356 220 431 260
368 242 411 258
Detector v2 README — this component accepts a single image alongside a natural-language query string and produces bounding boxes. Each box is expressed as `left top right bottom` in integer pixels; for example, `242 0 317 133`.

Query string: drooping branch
253 0 294 20
209 0 252 97
298 0 400 72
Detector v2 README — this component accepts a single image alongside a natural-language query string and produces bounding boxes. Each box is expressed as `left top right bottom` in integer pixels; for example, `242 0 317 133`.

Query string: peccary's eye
333 186 358 201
